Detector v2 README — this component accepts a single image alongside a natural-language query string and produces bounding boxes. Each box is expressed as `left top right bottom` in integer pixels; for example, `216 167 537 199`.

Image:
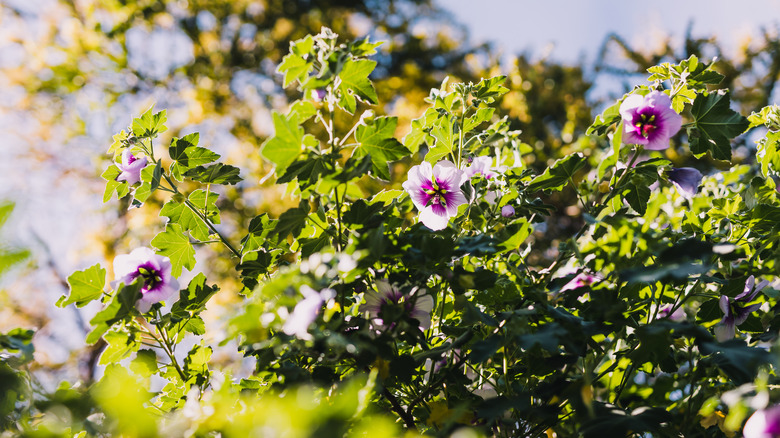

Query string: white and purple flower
403 160 468 231
668 167 703 198
744 405 780 438
113 247 179 313
620 91 682 150
361 280 434 331
116 149 148 186
282 285 335 340
465 156 502 180
714 275 769 342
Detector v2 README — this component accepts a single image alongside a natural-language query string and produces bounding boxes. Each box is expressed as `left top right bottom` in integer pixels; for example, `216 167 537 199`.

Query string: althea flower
620 91 682 150
116 149 148 186
113 247 179 313
465 156 502 180
668 167 703 198
403 160 467 231
744 405 780 438
501 205 515 218
361 280 434 331
282 285 335 340
714 275 769 342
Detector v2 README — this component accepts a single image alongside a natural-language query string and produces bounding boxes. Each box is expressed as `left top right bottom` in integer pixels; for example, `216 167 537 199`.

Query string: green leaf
151 224 196 277
370 189 404 206
353 116 410 180
131 107 167 139
425 115 457 164
102 165 129 202
403 108 438 154
183 163 243 185
335 155 372 183
59 264 106 308
623 182 651 215
588 100 621 136
337 59 378 114
189 190 220 225
756 131 780 177
300 234 330 258
99 329 139 365
172 273 218 314
261 111 312 173
277 35 314 87
160 190 219 241
130 349 158 377
0 328 34 363
160 199 208 242
277 155 329 187
87 282 142 344
463 107 495 132
133 165 160 204
527 153 586 192
169 133 221 174
288 100 317 122
472 76 508 102
241 214 277 253
689 91 749 161
237 249 278 279
272 201 310 239
184 344 212 383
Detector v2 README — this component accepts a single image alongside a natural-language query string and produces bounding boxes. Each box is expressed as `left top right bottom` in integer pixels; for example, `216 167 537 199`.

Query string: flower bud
501 205 515 217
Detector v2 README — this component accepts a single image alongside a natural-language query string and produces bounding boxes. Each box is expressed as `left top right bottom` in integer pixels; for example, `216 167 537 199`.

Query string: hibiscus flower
116 149 148 186
403 160 467 231
620 91 682 150
361 280 434 331
113 247 179 313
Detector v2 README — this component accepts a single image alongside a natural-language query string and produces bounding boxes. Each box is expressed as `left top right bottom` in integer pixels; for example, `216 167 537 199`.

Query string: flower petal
419 206 450 230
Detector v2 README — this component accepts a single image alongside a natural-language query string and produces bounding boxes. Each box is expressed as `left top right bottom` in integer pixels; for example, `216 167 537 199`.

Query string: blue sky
437 0 780 64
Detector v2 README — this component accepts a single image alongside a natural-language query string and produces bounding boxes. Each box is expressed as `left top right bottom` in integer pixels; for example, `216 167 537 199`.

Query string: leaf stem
601 145 644 206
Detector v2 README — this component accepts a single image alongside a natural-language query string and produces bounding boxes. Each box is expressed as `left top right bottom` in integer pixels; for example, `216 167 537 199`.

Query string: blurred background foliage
2 0 780 433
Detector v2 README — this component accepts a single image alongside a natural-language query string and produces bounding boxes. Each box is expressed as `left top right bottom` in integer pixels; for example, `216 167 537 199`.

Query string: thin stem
382 387 417 431
334 182 343 252
601 145 644 206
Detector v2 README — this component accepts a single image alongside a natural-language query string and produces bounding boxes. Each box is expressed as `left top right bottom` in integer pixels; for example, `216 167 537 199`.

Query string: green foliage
688 90 750 161
352 116 410 180
15 24 780 438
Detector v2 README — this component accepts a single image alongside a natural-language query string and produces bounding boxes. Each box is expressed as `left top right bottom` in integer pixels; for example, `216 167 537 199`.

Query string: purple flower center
635 110 658 138
133 262 163 292
420 177 452 214
126 153 139 164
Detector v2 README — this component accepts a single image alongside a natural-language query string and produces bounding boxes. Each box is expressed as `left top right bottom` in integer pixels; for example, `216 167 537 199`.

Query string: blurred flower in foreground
113 247 179 313
656 304 685 321
714 275 769 342
361 280 434 330
283 285 335 340
501 205 515 217
620 91 682 150
116 149 148 186
403 160 467 231
743 405 780 438
668 167 703 198
550 271 600 302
